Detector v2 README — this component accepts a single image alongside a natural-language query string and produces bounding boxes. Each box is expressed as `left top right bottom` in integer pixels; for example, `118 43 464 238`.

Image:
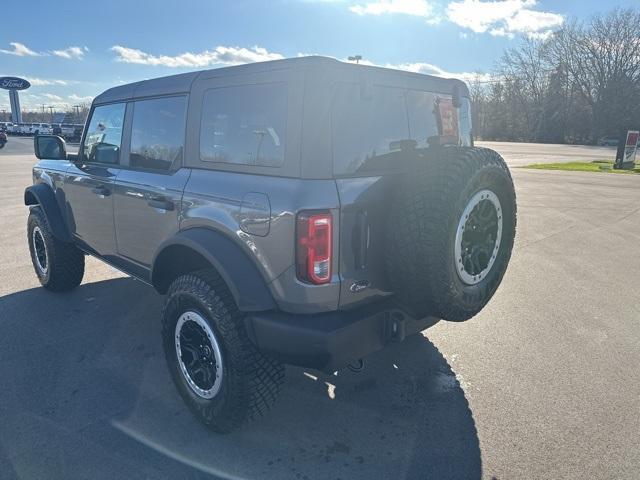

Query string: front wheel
27 206 85 292
161 269 284 432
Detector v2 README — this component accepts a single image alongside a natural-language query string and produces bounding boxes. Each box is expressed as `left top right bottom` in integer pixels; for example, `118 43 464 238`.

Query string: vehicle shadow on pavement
0 278 481 480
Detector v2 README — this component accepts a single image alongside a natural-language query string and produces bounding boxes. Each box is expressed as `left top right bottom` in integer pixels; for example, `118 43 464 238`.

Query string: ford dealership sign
0 77 31 91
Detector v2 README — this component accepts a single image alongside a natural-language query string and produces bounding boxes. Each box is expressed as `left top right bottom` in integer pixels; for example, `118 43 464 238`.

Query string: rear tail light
296 211 333 284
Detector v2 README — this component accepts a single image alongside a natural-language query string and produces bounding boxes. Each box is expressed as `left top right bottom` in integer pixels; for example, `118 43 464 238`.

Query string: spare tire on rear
386 147 517 321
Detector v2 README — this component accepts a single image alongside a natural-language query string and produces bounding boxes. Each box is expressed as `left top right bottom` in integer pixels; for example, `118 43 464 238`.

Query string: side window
332 83 409 175
130 96 187 171
200 83 287 167
83 103 126 164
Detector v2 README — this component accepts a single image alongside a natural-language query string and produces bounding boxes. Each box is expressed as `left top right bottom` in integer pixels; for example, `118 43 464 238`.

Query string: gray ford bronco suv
25 56 516 432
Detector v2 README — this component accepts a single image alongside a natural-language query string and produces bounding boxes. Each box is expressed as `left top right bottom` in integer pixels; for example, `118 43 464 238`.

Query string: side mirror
34 135 67 160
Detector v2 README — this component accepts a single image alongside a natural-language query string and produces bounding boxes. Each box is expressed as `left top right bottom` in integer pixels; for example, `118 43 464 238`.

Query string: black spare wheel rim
175 311 223 399
455 189 502 285
32 226 49 275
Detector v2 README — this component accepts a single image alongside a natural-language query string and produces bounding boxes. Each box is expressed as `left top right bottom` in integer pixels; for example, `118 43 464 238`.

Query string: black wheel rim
175 311 223 399
32 226 48 275
455 190 503 285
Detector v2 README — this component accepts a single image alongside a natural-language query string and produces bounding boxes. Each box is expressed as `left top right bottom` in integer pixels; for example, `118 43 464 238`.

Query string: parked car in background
34 123 52 135
0 129 7 148
598 136 618 146
60 123 80 140
52 124 62 136
72 124 84 141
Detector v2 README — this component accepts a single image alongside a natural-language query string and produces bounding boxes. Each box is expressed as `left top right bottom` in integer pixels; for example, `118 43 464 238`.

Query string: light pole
73 104 81 123
47 105 54 123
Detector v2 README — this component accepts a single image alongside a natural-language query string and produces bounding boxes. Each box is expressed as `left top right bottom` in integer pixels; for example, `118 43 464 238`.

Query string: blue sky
1 0 635 112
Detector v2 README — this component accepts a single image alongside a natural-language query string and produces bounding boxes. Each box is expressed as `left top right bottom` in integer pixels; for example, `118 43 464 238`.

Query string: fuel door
239 192 271 237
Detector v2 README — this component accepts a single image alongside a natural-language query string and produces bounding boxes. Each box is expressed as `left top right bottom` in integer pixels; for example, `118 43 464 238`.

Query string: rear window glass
130 96 187 171
406 90 439 148
200 83 287 167
332 83 441 175
332 84 409 175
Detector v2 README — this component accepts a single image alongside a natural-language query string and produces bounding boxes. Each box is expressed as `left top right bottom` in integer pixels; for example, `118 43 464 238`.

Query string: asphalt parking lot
1 136 639 479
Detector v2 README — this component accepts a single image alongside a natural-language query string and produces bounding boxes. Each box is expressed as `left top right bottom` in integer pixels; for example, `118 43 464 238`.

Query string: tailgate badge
350 280 370 293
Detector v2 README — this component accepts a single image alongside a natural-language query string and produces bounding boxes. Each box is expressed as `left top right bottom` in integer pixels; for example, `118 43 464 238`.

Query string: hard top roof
93 55 468 105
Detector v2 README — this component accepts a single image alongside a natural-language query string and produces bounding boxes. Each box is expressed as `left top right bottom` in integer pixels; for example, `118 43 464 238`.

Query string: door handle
91 185 111 198
147 195 174 211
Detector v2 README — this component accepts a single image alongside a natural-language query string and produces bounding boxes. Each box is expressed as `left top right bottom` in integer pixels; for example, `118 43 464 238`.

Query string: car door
64 102 126 256
113 95 190 270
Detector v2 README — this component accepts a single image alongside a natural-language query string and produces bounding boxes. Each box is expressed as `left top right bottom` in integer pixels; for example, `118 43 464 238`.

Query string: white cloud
52 46 87 59
25 77 69 86
68 94 93 102
0 43 90 59
350 0 433 17
111 45 284 68
296 53 491 83
446 0 563 38
0 42 41 57
382 61 491 82
42 93 64 101
506 8 563 36
20 92 94 110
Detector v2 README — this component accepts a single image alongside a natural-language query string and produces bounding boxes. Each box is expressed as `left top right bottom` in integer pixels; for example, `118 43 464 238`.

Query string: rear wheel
27 206 85 292
161 269 284 432
386 147 517 321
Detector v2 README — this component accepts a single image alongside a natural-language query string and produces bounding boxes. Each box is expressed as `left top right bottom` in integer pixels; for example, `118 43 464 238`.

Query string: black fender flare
151 228 276 312
24 183 72 242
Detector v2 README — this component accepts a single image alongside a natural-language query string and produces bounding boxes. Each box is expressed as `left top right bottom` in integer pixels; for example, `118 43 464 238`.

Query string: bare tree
548 8 640 138
472 7 640 144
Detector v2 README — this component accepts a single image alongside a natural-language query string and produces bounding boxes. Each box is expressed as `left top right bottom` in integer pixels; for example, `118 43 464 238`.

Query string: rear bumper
244 302 439 372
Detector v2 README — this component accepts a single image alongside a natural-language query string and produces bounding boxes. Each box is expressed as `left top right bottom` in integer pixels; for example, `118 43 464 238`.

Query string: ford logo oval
0 77 31 91
350 280 370 293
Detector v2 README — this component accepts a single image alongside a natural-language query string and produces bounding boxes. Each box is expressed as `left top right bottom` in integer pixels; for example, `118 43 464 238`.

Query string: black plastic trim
151 228 276 312
24 184 72 242
245 302 439 372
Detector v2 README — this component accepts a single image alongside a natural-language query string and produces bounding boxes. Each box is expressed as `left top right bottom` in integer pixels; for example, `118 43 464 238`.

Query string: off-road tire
27 206 85 292
387 147 517 321
161 269 285 433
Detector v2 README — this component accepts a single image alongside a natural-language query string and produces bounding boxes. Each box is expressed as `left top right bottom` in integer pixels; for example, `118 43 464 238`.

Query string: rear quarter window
199 83 287 167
